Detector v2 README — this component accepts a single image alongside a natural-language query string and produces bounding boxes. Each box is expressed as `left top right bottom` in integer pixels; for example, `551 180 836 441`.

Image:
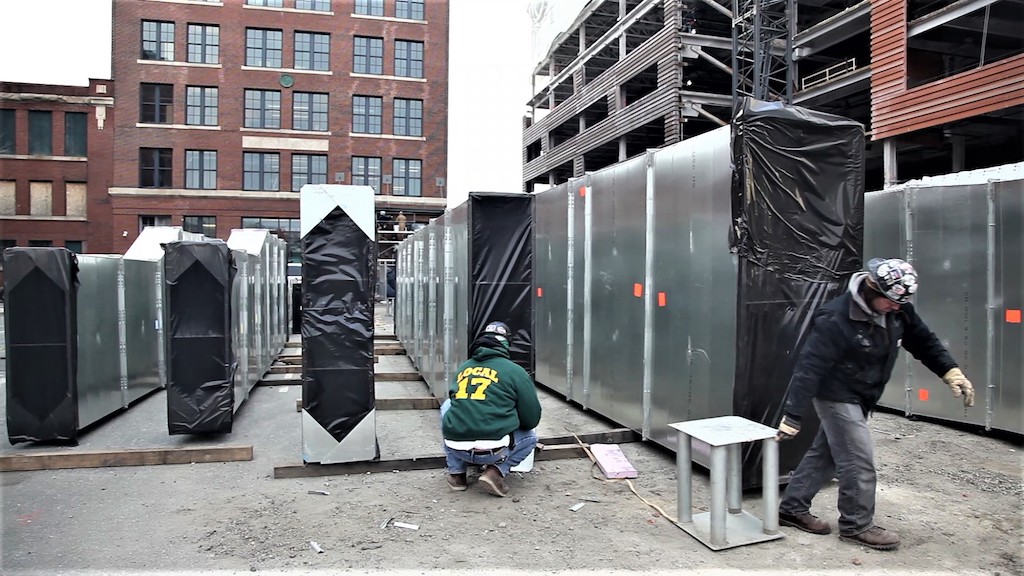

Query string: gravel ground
1 307 1021 576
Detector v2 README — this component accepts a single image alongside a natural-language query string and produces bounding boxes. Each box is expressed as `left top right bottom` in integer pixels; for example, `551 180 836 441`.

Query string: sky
0 0 541 209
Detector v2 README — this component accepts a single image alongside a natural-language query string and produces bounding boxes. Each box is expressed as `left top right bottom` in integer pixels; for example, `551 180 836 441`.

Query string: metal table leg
709 445 727 547
727 442 742 514
761 438 779 534
676 430 692 524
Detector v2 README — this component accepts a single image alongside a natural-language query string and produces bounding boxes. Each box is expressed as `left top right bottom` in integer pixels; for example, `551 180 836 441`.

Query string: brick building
109 0 449 258
0 80 116 285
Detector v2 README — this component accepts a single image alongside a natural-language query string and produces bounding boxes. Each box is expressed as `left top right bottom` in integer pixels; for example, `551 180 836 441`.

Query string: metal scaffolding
731 0 794 103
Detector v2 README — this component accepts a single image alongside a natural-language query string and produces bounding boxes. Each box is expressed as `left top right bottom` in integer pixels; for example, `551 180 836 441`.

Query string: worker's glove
775 415 800 441
942 367 975 407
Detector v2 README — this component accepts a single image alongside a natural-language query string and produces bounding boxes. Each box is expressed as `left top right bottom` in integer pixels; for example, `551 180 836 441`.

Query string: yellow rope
565 428 687 530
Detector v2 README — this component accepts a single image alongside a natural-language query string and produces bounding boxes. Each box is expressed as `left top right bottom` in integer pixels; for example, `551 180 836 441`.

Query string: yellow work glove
942 367 975 407
775 415 800 441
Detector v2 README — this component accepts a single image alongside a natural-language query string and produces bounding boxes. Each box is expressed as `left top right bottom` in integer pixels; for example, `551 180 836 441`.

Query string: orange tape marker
918 388 930 402
536 287 543 298
658 292 667 307
1007 309 1022 324
633 283 643 298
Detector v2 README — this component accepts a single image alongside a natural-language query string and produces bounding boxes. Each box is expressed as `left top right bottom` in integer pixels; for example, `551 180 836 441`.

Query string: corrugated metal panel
870 0 1024 140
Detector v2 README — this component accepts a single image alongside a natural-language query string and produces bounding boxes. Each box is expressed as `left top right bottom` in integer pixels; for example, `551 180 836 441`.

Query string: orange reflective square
918 388 930 402
633 283 643 298
1007 309 1022 324
579 186 587 197
536 287 543 298
658 292 667 307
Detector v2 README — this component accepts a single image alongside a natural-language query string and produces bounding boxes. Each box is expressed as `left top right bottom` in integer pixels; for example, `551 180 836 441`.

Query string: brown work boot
478 466 510 498
779 511 832 535
840 526 900 550
446 472 467 492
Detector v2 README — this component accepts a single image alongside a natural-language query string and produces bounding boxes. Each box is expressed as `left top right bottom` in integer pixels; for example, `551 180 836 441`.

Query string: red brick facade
0 80 116 280
109 0 449 253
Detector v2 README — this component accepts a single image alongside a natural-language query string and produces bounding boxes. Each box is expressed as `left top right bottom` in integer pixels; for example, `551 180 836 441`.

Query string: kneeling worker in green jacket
440 321 542 497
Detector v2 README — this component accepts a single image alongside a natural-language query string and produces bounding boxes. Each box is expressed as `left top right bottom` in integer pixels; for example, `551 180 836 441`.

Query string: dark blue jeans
439 399 538 476
780 399 877 536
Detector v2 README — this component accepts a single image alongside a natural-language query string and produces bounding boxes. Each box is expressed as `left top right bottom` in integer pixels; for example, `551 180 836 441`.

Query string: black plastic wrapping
467 192 535 376
164 241 235 435
730 98 865 487
302 207 376 443
3 248 79 444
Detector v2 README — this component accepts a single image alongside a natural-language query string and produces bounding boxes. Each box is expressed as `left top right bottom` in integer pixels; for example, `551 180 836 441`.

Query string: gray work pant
779 399 877 536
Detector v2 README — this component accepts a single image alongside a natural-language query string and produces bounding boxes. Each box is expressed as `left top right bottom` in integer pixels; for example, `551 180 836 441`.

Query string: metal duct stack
299 184 378 464
868 165 1023 434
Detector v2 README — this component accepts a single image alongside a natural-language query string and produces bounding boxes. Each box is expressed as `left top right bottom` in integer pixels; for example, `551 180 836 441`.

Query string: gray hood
849 271 885 326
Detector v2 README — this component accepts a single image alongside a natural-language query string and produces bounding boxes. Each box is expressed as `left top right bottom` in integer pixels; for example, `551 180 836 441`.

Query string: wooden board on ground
259 373 301 385
373 346 406 356
272 430 637 479
0 445 253 472
373 372 423 382
268 364 302 374
375 397 439 410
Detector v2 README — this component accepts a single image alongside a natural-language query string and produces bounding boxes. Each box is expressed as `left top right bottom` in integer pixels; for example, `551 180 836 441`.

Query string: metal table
669 416 784 550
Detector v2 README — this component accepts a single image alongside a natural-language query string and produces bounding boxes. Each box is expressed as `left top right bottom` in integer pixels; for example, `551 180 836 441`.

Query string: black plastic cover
730 98 865 487
467 192 535 376
302 207 376 443
3 248 79 444
164 241 235 435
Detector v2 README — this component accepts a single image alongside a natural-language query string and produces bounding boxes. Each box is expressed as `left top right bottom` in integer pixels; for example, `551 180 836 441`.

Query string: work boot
779 511 832 535
478 466 510 498
840 526 900 550
446 472 467 492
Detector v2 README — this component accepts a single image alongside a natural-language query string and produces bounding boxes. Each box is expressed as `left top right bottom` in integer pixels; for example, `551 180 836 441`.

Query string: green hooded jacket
441 345 542 442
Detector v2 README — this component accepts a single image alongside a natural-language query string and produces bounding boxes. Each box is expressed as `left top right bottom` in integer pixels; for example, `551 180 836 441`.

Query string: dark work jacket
782 291 957 423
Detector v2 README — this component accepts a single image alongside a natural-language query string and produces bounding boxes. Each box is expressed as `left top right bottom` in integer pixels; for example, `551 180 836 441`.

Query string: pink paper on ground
589 443 638 479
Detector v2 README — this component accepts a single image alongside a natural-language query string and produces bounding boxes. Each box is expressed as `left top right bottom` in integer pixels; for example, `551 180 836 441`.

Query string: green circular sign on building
280 74 294 88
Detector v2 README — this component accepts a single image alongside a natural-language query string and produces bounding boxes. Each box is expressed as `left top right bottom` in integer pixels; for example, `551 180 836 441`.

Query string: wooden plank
259 372 301 385
268 365 302 374
373 347 407 356
272 430 640 479
0 445 253 472
376 397 440 410
590 443 639 479
374 372 423 382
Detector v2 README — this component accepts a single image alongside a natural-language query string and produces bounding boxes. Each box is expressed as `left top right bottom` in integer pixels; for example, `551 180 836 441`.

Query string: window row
143 21 424 78
0 180 88 219
139 148 424 196
138 84 424 136
0 109 87 157
244 0 425 19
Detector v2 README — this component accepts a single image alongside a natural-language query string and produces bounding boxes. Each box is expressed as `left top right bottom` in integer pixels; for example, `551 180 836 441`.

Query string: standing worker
440 321 541 497
775 258 974 550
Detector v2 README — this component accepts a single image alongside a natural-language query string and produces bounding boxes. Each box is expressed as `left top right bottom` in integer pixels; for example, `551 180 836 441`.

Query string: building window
242 217 300 263
183 215 216 237
185 150 217 189
28 111 52 155
66 182 87 217
352 156 382 193
141 20 175 61
243 152 280 191
139 148 173 188
186 86 218 126
394 98 423 137
0 109 14 154
352 95 382 134
140 83 173 124
392 159 422 196
353 36 383 74
292 154 327 191
28 240 53 247
296 0 330 10
246 0 283 6
295 32 330 71
29 181 52 216
139 215 171 232
0 240 16 270
293 92 328 131
64 112 88 156
187 24 219 64
395 40 424 78
0 181 15 216
354 0 383 16
396 0 424 20
246 28 283 68
244 89 281 129
64 241 84 254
